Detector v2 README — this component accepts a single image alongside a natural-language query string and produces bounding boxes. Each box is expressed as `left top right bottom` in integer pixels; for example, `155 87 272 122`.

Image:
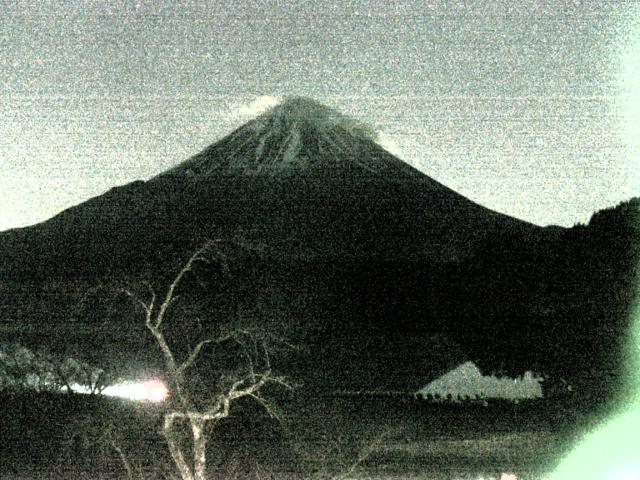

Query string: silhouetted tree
121 241 290 480
0 343 112 395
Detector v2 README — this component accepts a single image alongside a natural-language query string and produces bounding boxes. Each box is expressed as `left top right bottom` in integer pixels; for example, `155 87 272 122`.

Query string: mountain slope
0 97 539 280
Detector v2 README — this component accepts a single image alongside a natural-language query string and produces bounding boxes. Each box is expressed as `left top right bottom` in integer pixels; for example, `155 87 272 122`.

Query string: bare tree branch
177 339 214 374
177 330 237 375
164 414 196 480
117 240 291 480
247 392 280 420
111 440 141 480
146 323 179 377
121 288 152 316
155 241 219 329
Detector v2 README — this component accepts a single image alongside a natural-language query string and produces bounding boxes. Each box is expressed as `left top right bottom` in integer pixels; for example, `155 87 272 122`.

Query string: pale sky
1 0 639 231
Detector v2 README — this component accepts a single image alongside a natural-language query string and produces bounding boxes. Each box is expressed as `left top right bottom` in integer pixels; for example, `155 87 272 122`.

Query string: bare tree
122 241 290 480
58 356 115 395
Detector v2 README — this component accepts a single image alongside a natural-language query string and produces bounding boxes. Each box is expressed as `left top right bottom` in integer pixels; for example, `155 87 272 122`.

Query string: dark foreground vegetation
0 390 610 479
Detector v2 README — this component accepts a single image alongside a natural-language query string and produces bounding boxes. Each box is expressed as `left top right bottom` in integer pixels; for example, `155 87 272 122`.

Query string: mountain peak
161 97 406 178
254 96 374 138
268 96 334 120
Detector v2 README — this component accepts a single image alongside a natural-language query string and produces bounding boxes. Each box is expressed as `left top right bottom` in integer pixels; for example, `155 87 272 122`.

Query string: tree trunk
191 416 208 480
164 414 195 480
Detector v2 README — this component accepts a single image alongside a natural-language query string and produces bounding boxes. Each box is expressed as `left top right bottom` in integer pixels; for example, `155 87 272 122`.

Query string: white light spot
501 473 518 480
144 379 169 403
102 380 168 402
604 464 640 480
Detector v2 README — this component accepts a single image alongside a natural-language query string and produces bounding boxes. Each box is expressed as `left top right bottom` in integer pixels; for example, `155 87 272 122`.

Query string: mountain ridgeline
0 97 638 398
1 97 538 278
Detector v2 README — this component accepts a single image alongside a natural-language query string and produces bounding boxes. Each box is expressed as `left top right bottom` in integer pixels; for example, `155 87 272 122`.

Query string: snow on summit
161 96 415 178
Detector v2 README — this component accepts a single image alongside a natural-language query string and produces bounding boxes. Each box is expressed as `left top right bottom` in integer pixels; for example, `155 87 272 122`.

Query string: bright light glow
453 475 518 480
101 380 168 402
604 464 640 480
545 410 640 479
144 380 169 402
547 280 640 478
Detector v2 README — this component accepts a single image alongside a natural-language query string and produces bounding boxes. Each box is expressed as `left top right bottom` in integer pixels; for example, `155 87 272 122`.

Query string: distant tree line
0 343 112 395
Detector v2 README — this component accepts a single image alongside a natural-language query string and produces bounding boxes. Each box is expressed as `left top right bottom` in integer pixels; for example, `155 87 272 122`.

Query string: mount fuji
0 96 539 278
1 97 635 394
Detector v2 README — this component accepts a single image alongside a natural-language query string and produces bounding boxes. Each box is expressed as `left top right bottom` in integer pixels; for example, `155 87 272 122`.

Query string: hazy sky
1 0 639 230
